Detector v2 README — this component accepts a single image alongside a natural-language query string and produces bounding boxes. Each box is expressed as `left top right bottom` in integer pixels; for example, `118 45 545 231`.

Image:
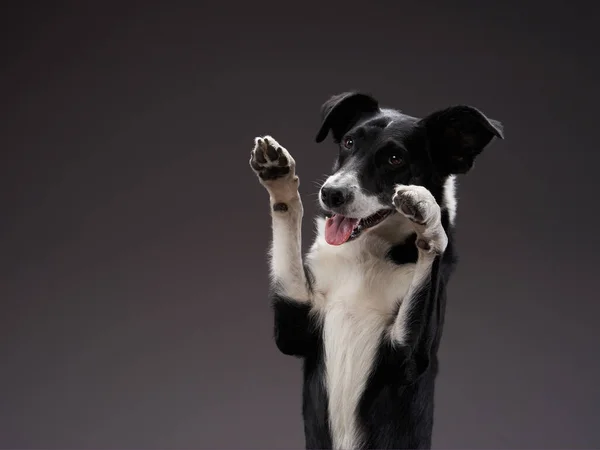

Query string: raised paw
393 185 447 254
250 136 296 183
392 185 440 225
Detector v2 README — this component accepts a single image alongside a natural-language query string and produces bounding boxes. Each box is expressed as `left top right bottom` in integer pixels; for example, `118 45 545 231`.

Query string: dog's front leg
250 136 310 300
388 185 449 381
250 136 315 357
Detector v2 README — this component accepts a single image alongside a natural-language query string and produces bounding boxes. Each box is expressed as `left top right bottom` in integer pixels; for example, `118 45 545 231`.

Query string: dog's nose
321 186 352 208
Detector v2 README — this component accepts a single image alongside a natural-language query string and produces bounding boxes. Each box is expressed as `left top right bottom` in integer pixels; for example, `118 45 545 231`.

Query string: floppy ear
421 105 504 175
315 92 380 143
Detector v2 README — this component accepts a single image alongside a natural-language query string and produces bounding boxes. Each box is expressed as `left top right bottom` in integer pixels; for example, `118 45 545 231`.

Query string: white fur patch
443 175 457 226
307 217 417 449
269 199 309 300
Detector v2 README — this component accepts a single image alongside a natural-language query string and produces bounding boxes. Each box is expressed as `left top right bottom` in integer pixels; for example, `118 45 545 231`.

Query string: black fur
271 296 331 447
272 202 289 212
270 92 502 449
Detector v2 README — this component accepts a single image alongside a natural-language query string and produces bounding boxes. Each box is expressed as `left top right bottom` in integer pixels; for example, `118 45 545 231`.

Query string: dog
249 91 503 449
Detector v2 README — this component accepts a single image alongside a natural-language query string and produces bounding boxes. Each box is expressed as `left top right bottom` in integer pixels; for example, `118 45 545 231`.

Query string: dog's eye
343 137 354 149
388 155 403 166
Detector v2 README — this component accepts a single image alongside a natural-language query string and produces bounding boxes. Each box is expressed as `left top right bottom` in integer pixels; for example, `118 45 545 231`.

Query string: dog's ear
420 105 504 175
315 92 380 143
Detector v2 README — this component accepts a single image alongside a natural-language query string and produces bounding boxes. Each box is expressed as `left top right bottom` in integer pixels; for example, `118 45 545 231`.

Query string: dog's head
316 91 503 245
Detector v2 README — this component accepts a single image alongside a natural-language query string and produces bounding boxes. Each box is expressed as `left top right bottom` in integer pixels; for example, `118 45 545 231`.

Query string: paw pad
250 136 294 181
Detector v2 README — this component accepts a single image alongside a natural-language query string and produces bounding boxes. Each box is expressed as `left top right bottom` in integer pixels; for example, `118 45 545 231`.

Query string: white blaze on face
319 165 388 219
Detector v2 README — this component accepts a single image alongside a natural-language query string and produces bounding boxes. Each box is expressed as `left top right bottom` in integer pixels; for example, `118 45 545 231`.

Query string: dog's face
315 92 503 245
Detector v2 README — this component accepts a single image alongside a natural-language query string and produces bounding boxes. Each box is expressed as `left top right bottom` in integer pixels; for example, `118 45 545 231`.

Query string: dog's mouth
324 209 394 246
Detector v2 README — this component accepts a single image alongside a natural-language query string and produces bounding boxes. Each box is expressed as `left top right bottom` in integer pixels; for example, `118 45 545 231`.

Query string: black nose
321 186 352 208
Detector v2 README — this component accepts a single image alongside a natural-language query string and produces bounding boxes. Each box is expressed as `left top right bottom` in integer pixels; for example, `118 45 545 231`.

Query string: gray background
1 1 599 448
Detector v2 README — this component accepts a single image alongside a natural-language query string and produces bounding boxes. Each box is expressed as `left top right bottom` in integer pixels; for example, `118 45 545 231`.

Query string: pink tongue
325 214 360 246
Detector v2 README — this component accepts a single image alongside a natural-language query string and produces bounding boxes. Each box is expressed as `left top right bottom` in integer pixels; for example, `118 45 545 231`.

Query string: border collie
249 92 503 449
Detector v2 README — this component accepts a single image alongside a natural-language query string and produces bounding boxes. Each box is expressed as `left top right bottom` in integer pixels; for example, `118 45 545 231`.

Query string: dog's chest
307 236 415 448
308 233 416 314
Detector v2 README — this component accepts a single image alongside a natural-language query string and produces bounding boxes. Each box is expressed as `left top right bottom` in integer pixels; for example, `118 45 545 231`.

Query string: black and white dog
249 92 503 449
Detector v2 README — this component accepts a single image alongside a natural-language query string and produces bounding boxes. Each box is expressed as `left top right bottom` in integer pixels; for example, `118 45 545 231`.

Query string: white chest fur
306 217 416 449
